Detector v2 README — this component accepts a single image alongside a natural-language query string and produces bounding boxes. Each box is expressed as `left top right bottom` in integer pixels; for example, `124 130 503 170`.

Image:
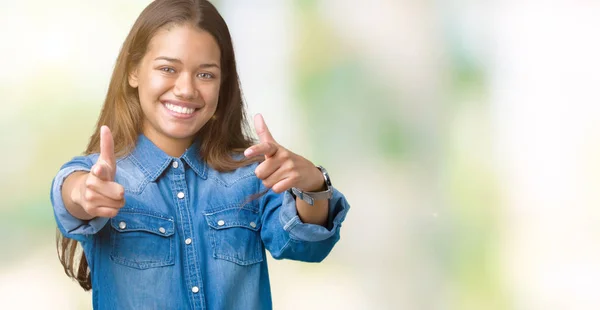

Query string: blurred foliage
294 1 412 166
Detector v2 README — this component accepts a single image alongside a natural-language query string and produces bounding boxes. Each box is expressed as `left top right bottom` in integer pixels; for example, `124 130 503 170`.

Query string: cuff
278 187 349 242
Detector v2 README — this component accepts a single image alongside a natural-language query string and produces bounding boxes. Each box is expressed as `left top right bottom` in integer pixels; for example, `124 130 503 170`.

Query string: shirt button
249 222 257 228
158 227 166 234
177 192 185 199
191 286 199 293
172 161 179 169
217 220 225 226
119 221 127 230
185 238 192 245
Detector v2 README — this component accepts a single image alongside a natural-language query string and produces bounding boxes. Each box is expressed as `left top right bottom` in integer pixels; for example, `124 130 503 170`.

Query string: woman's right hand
70 126 125 219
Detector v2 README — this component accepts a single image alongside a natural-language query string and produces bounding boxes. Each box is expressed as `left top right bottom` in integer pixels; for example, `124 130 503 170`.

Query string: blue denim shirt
50 135 349 309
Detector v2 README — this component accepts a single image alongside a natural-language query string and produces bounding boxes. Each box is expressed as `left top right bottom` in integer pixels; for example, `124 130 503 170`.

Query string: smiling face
128 23 222 156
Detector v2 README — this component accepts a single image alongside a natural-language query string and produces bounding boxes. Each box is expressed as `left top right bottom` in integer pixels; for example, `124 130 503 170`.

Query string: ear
128 67 139 88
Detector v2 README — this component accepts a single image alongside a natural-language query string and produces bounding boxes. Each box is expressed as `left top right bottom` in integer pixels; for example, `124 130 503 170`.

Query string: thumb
254 113 275 143
97 125 116 181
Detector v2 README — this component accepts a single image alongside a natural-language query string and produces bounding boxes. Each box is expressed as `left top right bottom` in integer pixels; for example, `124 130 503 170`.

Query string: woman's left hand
244 114 326 194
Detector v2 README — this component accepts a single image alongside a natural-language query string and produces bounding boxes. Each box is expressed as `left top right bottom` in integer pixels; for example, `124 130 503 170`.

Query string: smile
164 103 196 115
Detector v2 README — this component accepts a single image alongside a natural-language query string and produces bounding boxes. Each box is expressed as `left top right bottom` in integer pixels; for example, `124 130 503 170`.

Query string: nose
173 73 197 100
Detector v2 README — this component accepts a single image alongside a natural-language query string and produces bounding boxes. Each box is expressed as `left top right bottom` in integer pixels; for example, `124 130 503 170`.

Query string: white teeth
165 103 194 114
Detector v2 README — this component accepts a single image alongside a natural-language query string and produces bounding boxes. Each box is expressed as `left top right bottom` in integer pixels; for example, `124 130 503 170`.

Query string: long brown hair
57 0 259 291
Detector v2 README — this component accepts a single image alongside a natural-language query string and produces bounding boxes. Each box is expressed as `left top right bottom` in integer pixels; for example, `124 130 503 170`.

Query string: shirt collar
130 134 207 182
181 139 207 178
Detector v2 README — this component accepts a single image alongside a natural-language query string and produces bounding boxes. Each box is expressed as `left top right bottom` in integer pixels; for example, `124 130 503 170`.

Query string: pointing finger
98 125 116 180
244 142 278 158
254 114 275 144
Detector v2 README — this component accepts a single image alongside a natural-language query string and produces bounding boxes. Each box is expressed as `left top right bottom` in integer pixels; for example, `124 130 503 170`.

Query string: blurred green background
1 0 600 309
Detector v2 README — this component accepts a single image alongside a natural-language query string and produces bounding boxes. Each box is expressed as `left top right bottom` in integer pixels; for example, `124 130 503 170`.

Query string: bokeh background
1 0 599 309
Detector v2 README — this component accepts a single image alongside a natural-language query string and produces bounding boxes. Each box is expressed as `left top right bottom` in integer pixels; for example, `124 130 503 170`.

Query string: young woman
50 0 350 309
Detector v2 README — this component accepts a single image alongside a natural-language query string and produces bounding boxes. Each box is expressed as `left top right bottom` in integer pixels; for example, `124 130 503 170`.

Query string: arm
51 126 125 240
295 193 329 226
292 165 334 226
259 185 350 262
244 114 350 261
244 114 331 227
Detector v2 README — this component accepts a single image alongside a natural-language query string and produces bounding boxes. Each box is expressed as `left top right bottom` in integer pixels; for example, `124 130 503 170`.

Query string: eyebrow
154 56 220 69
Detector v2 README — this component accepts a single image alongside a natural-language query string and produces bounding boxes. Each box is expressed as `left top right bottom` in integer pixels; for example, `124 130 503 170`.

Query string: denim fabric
50 135 350 309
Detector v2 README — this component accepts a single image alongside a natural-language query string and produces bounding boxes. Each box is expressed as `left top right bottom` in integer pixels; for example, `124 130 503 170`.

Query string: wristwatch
290 165 333 206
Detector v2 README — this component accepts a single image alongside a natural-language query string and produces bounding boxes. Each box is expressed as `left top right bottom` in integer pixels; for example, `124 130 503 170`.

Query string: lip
161 99 201 109
160 100 201 119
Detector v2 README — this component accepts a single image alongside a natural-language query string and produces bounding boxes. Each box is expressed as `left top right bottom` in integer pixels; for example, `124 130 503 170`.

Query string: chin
167 130 200 141
156 119 210 140
158 125 196 139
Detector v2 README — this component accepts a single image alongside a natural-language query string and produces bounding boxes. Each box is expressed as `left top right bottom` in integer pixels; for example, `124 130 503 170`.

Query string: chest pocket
110 209 175 269
205 207 264 266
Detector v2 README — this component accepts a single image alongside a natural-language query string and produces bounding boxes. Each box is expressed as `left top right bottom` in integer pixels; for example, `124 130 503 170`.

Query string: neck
143 126 193 158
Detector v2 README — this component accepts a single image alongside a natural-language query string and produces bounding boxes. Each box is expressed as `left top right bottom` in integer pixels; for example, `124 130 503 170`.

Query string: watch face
317 165 332 187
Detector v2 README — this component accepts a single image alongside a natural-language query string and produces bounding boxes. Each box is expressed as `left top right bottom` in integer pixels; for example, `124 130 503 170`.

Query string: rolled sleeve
260 184 350 262
279 188 349 242
50 155 109 242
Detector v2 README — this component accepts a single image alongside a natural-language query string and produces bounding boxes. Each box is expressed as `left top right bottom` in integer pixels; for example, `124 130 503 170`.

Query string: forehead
146 23 221 63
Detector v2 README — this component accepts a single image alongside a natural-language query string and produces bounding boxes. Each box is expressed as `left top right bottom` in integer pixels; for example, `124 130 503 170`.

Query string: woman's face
129 23 221 154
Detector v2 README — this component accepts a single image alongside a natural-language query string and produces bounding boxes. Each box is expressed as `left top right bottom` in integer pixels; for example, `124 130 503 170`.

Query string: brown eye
160 67 176 73
197 72 214 79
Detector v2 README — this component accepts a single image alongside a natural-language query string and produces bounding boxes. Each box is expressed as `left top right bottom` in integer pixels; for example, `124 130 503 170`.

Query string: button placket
171 164 204 308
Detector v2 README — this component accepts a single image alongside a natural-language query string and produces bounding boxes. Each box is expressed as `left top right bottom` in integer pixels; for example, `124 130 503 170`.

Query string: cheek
141 73 171 99
201 83 221 107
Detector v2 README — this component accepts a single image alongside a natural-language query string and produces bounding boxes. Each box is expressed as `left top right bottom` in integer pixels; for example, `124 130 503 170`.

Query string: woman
51 0 350 309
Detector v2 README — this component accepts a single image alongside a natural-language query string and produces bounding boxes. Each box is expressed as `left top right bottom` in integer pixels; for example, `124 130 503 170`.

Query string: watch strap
291 187 333 205
290 165 333 206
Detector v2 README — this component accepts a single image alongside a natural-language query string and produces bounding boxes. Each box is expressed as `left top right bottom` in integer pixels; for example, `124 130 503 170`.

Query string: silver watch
290 165 333 206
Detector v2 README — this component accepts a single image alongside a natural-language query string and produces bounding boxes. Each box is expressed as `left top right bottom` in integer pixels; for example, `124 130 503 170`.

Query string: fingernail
244 149 253 157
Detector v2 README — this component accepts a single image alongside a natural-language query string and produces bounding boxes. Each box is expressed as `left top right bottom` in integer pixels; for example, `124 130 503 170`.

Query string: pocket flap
205 208 261 231
110 209 175 237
